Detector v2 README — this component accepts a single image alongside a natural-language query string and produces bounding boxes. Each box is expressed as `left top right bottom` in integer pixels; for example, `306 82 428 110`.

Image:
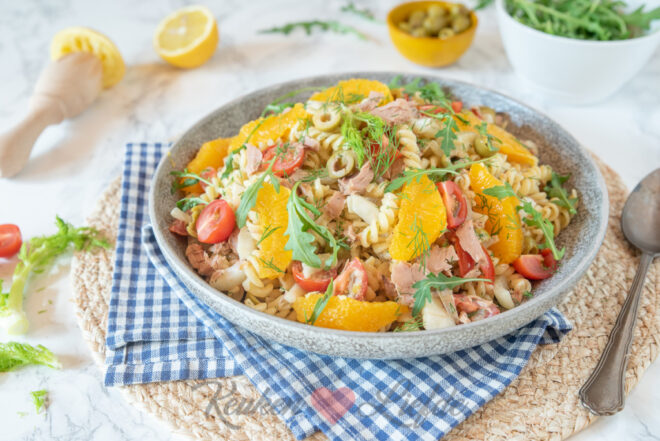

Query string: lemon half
154 5 219 69
50 27 125 88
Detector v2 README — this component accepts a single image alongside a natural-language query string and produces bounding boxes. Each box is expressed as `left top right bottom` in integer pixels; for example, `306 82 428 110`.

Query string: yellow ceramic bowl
387 1 478 67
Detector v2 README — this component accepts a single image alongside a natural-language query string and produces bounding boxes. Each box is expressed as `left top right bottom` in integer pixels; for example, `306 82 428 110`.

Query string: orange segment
228 103 309 152
469 163 523 264
456 111 538 166
182 137 231 194
389 175 447 261
253 181 292 279
293 294 407 332
310 79 393 106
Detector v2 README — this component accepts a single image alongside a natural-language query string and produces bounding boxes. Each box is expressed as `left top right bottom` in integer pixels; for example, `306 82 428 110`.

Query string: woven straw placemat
71 156 659 441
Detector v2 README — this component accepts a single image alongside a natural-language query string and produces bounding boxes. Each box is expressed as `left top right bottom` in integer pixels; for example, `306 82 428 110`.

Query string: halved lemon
50 27 125 88
154 5 219 69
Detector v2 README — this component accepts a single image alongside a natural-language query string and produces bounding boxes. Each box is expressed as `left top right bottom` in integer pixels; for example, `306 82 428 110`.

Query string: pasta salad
168 77 578 333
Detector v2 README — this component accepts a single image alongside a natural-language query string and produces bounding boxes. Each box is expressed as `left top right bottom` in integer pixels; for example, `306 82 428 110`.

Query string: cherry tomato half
292 261 337 292
333 258 368 301
437 181 467 229
0 224 22 258
199 167 216 191
196 199 236 244
262 142 305 177
512 249 557 280
451 101 463 113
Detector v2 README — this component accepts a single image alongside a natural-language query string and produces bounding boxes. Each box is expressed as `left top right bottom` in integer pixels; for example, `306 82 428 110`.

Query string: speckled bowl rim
149 71 608 358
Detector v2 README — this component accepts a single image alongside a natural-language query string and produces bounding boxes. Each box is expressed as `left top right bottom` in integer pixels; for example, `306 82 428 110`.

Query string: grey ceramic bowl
149 72 608 359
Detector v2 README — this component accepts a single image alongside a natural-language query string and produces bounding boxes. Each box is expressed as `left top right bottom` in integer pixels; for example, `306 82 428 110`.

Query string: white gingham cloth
105 143 573 441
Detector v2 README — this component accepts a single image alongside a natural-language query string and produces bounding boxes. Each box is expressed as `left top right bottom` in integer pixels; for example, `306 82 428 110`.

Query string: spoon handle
579 252 654 415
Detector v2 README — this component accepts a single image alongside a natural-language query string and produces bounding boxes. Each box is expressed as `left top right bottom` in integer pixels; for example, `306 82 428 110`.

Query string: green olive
312 107 342 131
398 22 412 32
449 4 468 17
438 27 455 39
408 10 427 27
427 4 447 18
451 14 471 33
474 136 497 158
327 150 356 179
423 15 449 33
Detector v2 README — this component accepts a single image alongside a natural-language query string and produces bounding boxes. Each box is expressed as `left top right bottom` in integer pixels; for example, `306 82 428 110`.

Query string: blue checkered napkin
104 143 240 385
105 143 573 440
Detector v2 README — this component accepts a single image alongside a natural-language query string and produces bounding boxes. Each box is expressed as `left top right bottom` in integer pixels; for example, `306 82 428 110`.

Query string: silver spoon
579 168 660 415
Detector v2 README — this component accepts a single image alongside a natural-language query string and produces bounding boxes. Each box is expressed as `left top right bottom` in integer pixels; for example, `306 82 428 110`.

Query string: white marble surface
0 0 659 440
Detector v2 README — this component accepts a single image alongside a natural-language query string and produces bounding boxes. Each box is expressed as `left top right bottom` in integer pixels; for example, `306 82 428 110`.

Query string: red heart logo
310 387 356 425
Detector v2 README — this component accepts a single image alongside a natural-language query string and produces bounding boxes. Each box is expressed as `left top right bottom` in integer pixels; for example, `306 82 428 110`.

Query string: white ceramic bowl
496 0 660 104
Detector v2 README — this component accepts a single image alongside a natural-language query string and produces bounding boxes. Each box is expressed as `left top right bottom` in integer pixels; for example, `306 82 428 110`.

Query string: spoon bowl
621 169 660 254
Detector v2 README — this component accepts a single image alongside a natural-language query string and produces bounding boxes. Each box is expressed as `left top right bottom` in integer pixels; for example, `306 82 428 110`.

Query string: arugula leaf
544 172 577 215
0 342 61 372
176 196 208 212
307 281 334 325
483 182 517 200
31 390 48 414
519 200 565 261
235 171 273 229
412 273 488 316
0 217 109 335
436 114 460 156
260 20 367 40
341 2 377 22
386 158 491 192
284 182 346 269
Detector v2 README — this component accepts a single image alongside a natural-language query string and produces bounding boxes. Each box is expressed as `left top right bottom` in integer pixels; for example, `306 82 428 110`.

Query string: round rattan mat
71 156 659 441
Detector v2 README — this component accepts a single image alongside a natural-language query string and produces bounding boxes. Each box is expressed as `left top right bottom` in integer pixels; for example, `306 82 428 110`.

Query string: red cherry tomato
437 181 467 229
512 249 558 280
333 258 368 301
0 224 22 258
199 167 216 191
195 199 236 244
262 142 305 177
451 101 463 113
448 233 495 283
291 261 337 292
471 106 483 119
